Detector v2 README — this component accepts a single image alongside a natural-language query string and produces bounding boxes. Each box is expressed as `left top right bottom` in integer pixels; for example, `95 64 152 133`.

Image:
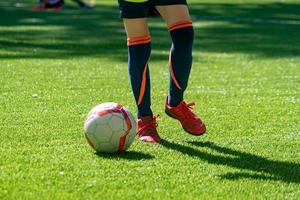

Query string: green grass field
1 0 300 199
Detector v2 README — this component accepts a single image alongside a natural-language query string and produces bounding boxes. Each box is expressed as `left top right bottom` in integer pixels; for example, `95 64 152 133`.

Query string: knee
127 35 152 60
168 20 194 48
127 35 151 75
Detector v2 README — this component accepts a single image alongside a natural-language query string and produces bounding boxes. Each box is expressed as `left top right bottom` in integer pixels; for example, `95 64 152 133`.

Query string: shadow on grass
0 2 299 59
95 150 154 160
159 139 300 184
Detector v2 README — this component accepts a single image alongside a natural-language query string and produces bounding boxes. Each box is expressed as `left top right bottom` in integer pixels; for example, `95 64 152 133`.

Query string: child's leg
156 5 206 135
123 18 153 118
155 5 193 106
123 18 161 142
118 0 161 142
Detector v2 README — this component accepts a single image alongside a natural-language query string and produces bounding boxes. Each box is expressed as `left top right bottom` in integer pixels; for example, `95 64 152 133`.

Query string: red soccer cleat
137 115 161 143
165 96 206 135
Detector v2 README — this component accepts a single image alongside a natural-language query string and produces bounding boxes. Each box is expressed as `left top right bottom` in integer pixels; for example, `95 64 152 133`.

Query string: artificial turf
0 0 299 199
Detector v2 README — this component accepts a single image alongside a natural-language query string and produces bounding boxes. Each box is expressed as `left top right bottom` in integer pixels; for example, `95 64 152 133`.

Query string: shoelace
138 115 159 134
180 102 197 119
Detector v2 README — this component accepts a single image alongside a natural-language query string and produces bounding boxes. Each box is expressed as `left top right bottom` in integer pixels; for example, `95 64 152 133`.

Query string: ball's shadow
95 150 154 160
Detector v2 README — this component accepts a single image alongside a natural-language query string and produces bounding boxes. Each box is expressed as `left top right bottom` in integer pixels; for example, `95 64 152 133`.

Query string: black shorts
118 0 187 18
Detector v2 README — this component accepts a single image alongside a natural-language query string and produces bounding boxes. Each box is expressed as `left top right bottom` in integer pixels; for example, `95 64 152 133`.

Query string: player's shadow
159 139 300 184
95 150 154 161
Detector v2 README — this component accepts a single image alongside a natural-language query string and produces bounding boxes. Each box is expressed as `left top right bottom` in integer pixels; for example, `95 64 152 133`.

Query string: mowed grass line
0 0 300 199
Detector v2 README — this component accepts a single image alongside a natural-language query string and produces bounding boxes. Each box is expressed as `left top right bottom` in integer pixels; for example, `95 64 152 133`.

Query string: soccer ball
84 102 136 153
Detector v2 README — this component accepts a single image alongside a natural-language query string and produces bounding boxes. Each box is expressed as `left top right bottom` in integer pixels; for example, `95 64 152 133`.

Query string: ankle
167 95 182 107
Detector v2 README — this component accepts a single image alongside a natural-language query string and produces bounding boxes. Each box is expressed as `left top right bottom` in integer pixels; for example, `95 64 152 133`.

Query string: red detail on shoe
165 96 206 135
169 52 182 90
137 115 160 143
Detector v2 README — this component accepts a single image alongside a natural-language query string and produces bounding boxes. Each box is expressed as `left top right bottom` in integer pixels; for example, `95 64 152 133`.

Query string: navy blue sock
127 36 152 118
168 20 194 107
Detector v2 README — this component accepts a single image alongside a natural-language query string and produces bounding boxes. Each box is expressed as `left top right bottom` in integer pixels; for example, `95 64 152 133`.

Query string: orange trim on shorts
168 20 193 32
127 35 151 46
137 62 148 105
169 52 182 90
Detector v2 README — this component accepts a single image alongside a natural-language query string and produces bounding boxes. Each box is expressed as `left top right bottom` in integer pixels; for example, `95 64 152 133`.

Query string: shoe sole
165 110 206 136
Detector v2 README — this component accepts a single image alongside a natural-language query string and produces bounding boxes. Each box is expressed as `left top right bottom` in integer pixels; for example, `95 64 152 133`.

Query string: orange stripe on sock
168 20 192 30
128 39 151 46
137 63 148 105
168 20 193 32
127 35 151 46
169 52 182 90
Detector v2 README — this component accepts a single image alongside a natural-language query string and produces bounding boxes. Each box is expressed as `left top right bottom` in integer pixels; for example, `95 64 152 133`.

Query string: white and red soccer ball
84 103 136 153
